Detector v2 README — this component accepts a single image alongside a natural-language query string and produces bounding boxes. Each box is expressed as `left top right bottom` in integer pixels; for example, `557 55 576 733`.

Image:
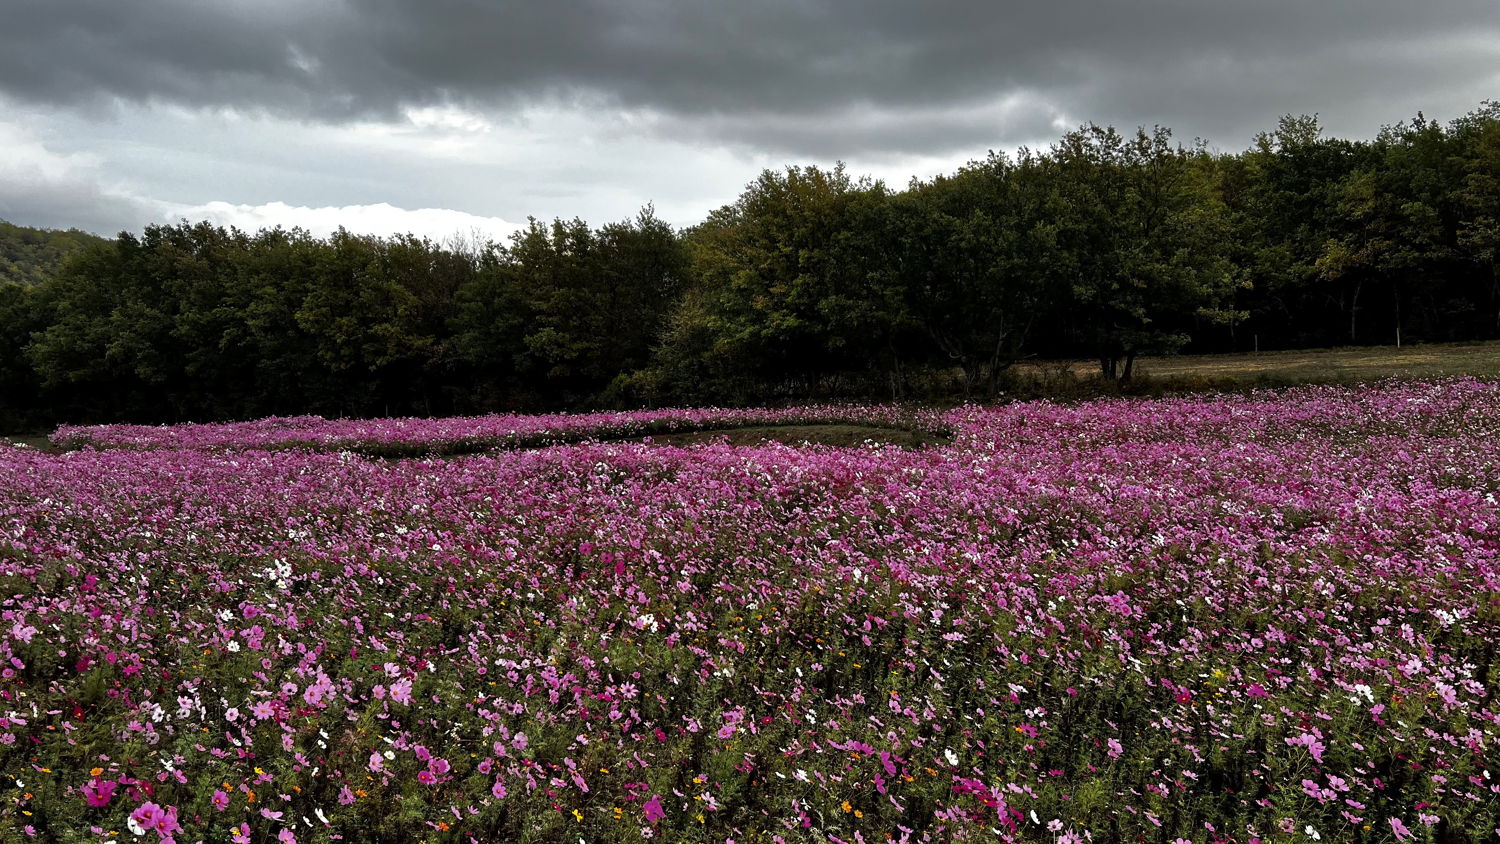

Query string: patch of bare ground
637 424 948 449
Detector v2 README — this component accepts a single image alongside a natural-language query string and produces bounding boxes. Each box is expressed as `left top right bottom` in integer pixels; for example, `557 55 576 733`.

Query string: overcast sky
2 0 1497 242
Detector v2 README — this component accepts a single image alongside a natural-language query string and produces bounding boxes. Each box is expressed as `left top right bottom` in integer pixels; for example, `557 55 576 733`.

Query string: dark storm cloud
3 0 1497 155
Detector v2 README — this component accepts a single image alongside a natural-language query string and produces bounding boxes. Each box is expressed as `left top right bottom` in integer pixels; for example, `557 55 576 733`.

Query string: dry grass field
1007 340 1500 394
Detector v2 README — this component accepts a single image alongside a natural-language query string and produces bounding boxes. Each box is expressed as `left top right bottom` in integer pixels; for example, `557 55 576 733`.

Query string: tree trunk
1349 279 1362 343
1394 286 1402 348
1122 352 1137 382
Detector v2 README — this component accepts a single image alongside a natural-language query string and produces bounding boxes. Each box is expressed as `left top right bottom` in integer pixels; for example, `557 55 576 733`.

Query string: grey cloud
0 164 155 235
2 0 1497 157
654 95 1068 160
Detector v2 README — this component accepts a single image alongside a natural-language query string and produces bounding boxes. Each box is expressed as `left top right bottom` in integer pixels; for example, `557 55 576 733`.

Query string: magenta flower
130 802 164 832
82 778 117 807
643 794 666 824
211 789 229 811
390 677 413 705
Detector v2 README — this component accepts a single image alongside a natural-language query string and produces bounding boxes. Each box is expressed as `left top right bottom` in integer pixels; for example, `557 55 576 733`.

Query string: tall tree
671 164 902 398
1049 125 1239 379
896 148 1060 396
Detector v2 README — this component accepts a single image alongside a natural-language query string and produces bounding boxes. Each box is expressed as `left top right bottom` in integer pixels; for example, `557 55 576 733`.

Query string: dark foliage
2 103 1498 427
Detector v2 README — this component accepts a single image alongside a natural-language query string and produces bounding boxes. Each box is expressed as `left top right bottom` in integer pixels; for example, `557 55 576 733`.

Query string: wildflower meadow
2 379 1498 842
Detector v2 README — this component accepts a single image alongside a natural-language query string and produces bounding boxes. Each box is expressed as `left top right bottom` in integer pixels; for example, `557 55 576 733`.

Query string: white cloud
0 121 156 232
157 199 525 243
0 112 525 242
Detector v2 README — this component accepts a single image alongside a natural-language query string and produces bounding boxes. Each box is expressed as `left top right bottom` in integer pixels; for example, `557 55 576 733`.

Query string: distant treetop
0 220 108 286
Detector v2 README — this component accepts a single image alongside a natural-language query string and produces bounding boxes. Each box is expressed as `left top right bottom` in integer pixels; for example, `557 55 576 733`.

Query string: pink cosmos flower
130 802 165 832
82 778 117 807
390 677 413 705
211 789 230 811
643 794 666 824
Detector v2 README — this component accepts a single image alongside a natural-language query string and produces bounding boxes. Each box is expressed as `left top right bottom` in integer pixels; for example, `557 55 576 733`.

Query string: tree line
0 220 105 287
2 102 1497 428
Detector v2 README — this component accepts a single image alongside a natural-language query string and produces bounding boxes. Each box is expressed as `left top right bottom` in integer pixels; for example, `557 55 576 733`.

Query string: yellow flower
841 800 852 812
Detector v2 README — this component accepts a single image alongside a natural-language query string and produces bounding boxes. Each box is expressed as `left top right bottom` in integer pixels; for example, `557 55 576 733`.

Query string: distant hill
0 220 107 286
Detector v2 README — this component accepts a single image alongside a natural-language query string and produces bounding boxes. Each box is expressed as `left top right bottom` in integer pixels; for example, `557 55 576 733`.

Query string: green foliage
667 164 903 400
893 148 1061 396
1048 125 1239 378
4 103 1500 423
0 219 106 286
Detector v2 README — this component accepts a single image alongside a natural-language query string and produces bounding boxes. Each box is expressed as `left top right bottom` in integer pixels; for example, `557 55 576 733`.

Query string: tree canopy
3 101 1499 428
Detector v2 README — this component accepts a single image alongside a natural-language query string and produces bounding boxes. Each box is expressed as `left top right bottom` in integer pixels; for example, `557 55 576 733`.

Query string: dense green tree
1225 115 1366 350
446 207 687 409
4 102 1500 425
0 280 43 429
0 220 106 286
1455 103 1500 333
672 164 903 398
894 148 1062 396
1048 125 1239 379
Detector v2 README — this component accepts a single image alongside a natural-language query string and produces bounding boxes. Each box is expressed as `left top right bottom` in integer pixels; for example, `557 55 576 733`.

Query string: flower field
4 380 1500 843
50 406 947 457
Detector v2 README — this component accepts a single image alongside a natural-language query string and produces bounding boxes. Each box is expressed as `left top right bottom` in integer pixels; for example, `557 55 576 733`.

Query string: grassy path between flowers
2 425 947 454
632 423 949 449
